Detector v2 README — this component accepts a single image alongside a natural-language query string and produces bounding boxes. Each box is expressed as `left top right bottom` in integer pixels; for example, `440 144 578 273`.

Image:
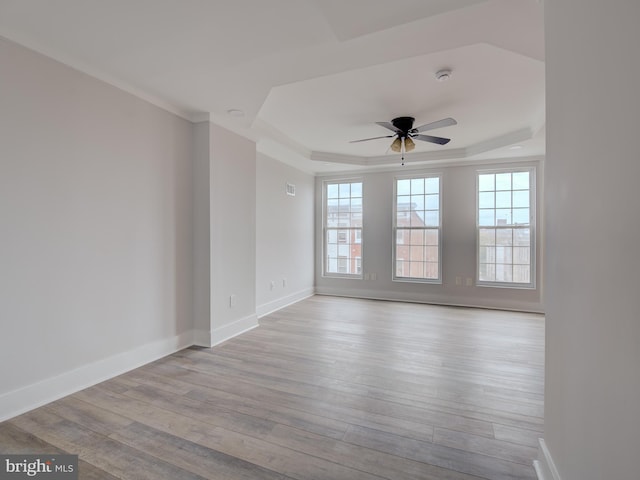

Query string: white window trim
392 173 443 284
476 167 536 289
323 178 364 279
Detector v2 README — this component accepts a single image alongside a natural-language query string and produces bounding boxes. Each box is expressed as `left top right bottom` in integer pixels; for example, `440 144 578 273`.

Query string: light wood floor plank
0 296 544 479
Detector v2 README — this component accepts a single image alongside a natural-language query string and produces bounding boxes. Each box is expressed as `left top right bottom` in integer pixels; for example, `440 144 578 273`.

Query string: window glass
477 170 534 286
394 175 441 282
324 181 363 277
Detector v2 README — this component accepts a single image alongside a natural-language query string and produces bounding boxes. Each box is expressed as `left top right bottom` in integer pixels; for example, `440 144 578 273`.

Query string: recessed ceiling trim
464 127 533 157
191 112 211 123
365 148 467 165
1 1 544 173
310 151 368 166
254 118 312 159
313 154 545 177
257 138 318 175
309 127 536 167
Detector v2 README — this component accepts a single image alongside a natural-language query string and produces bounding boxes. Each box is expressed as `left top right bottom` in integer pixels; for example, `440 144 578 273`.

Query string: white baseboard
1 313 262 421
0 331 194 422
192 328 213 347
193 311 263 348
209 313 259 347
534 438 562 480
314 287 544 314
256 287 315 318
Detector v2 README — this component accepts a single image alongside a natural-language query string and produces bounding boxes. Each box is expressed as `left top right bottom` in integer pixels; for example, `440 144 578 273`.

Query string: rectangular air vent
286 182 296 196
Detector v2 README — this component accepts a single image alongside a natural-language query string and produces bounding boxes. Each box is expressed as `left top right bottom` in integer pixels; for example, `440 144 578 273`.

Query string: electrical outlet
282 278 287 287
229 294 237 307
364 273 370 280
455 276 462 286
465 277 473 287
269 280 275 291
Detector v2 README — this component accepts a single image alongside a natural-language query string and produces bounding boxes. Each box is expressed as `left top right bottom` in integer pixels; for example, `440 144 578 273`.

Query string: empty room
0 1 638 480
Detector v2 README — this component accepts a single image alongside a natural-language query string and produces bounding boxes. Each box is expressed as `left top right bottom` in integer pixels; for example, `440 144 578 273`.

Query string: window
394 175 441 282
324 180 363 277
477 169 534 287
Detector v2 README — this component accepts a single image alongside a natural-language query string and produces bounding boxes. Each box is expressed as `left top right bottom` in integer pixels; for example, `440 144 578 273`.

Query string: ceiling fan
350 116 457 165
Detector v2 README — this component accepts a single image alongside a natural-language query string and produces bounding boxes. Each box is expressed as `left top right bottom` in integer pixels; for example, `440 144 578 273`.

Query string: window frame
392 173 442 284
323 179 364 279
476 167 536 289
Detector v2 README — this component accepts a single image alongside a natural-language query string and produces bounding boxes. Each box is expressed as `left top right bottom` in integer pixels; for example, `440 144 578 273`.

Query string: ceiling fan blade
349 135 395 143
413 117 457 133
375 121 402 134
413 134 451 145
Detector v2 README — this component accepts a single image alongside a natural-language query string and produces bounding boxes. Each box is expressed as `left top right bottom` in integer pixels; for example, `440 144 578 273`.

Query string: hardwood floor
0 296 544 479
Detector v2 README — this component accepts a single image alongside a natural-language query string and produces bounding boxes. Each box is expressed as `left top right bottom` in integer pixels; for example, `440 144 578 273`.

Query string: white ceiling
0 0 545 173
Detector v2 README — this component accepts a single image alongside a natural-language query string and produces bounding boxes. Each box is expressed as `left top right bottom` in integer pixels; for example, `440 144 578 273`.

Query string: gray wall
543 1 640 478
0 34 311 420
0 37 194 417
192 122 259 346
315 160 543 312
256 153 315 316
192 122 211 343
210 123 257 341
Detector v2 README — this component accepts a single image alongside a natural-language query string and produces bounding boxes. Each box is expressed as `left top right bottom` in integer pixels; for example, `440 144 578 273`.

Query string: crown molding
0 33 196 122
253 118 312 159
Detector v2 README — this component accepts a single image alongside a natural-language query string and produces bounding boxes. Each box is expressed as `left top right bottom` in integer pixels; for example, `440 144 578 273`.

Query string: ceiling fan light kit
404 137 415 152
350 115 457 165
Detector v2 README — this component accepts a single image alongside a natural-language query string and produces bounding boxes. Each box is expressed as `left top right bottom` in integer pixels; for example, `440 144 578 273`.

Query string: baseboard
192 328 213 348
209 313 259 347
534 438 562 480
0 331 194 422
256 287 315 318
314 287 544 314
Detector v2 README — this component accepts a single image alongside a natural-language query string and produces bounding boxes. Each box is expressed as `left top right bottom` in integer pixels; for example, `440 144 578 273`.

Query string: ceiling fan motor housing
391 116 415 135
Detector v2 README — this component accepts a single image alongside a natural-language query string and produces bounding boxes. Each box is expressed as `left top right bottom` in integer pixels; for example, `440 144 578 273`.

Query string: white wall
541 1 640 479
256 153 315 316
315 160 543 312
0 37 194 419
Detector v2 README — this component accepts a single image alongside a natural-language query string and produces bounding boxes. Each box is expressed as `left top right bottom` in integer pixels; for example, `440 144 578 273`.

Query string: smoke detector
435 69 452 82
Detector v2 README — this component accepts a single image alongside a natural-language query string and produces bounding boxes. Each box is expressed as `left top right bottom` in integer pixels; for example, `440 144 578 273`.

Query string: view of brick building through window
394 176 440 281
324 171 532 284
395 207 439 279
325 181 362 276
478 170 532 284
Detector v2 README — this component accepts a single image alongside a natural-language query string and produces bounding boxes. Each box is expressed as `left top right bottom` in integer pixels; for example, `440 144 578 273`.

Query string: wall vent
286 183 296 196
